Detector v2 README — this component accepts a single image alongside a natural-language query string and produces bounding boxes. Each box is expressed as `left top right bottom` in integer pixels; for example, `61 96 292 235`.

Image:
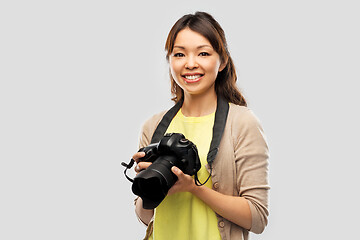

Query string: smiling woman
165 12 246 109
169 28 225 103
131 12 269 240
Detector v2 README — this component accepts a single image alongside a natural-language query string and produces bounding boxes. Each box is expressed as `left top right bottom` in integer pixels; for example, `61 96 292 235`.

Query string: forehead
174 28 212 48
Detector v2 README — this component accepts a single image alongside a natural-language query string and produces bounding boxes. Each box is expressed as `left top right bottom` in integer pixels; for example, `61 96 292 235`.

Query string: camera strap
150 98 184 144
121 99 184 183
151 96 229 185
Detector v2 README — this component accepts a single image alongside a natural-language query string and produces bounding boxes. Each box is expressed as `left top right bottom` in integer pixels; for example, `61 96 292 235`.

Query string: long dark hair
165 11 247 106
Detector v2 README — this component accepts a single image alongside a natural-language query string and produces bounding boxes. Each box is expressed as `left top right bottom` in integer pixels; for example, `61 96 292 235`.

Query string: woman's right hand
132 152 152 174
133 151 155 223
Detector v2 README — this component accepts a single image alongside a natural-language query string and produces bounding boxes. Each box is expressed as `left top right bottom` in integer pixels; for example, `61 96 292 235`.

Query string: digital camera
132 133 201 209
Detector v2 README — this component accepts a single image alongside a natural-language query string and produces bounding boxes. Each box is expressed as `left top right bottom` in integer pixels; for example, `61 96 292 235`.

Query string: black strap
193 97 229 186
121 159 135 182
207 96 229 166
151 98 184 144
151 96 229 173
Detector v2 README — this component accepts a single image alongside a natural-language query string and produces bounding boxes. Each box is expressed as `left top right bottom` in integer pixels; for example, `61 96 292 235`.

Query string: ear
219 57 228 72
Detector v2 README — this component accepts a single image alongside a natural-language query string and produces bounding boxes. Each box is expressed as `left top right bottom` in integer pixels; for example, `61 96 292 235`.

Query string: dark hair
165 11 247 106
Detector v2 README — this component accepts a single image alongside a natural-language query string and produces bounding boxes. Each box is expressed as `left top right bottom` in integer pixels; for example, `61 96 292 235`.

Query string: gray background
1 0 359 239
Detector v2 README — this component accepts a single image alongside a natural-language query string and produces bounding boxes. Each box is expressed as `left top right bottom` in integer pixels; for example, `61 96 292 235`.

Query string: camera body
138 133 200 175
132 133 201 209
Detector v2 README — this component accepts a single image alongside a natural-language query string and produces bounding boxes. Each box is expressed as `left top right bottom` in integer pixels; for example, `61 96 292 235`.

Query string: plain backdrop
1 0 359 239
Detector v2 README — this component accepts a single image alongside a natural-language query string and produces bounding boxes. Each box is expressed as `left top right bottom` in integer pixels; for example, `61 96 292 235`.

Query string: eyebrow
173 45 213 50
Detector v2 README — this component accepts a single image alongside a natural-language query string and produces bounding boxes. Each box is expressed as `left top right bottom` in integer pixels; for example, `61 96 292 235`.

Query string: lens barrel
132 155 178 209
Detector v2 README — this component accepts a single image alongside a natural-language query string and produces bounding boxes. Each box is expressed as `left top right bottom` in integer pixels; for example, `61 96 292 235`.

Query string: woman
132 12 269 240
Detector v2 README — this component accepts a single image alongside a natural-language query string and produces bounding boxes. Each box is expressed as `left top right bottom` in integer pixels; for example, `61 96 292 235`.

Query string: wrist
189 183 202 195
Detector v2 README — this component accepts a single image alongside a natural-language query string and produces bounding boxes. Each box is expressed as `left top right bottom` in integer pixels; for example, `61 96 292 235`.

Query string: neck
181 90 217 117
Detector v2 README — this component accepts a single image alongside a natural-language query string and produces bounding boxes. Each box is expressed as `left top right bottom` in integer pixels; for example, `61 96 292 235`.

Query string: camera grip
138 143 159 163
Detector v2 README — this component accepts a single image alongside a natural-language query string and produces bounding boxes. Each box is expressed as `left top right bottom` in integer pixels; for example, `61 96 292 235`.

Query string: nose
185 55 198 69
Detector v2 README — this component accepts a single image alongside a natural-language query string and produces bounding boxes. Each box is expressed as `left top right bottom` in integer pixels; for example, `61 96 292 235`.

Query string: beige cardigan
136 103 270 240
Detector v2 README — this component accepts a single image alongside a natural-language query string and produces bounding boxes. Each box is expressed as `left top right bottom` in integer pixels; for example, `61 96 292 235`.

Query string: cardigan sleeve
233 108 270 234
134 111 167 225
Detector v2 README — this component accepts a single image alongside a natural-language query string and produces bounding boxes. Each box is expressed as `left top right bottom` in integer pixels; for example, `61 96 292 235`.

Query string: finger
135 162 152 173
171 166 184 178
132 152 146 163
135 164 141 173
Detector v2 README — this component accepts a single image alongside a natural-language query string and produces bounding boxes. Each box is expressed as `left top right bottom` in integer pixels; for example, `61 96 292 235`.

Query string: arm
191 184 252 229
133 152 154 225
169 167 252 230
234 109 269 233
133 117 156 225
132 111 167 225
135 197 154 225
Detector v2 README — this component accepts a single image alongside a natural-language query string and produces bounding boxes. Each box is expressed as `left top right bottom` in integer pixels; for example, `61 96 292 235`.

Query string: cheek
205 60 221 75
169 61 182 78
169 65 177 79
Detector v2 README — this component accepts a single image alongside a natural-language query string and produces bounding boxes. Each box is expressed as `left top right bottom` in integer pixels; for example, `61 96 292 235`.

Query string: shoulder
141 110 167 136
227 103 266 141
138 110 167 148
228 103 262 127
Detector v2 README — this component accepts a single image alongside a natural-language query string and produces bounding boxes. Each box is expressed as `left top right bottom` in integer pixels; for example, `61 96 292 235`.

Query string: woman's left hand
167 166 196 195
167 167 252 230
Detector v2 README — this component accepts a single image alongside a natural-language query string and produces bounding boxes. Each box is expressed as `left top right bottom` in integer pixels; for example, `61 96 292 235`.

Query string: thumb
171 166 183 177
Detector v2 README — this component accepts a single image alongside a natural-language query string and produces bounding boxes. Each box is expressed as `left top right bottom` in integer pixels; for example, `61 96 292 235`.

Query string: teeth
184 75 201 80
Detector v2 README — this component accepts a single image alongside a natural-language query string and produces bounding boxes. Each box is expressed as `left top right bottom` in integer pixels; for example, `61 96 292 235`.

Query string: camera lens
132 155 178 209
135 177 164 201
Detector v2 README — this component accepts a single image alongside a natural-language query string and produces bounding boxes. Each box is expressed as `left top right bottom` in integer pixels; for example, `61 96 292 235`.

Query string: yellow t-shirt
149 109 221 240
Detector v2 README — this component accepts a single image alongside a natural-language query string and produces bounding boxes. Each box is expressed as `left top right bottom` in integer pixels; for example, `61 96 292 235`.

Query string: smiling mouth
182 74 204 82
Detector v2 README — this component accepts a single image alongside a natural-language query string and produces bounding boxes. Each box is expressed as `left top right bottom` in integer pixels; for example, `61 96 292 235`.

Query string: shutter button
180 138 189 144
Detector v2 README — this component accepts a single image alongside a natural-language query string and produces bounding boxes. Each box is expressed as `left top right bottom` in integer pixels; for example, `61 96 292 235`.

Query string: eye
199 52 210 56
173 53 185 57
